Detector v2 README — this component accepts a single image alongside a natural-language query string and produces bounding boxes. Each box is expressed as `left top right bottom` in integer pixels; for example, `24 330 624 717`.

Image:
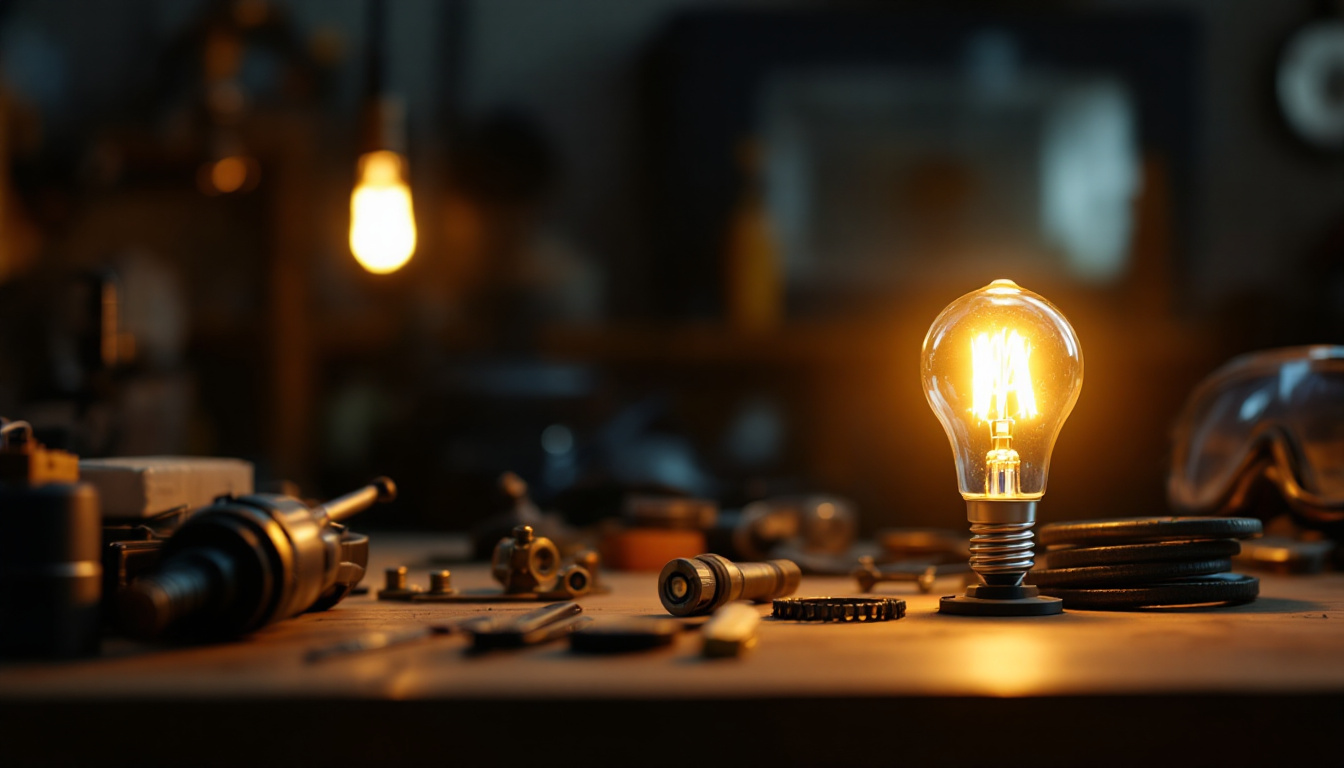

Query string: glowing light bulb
349 150 416 274
922 278 1083 616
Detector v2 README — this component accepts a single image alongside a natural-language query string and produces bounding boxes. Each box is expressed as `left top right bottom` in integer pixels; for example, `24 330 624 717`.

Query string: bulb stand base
939 584 1063 616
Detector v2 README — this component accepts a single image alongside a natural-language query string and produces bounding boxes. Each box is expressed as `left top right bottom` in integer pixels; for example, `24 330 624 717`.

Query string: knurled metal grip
658 553 801 617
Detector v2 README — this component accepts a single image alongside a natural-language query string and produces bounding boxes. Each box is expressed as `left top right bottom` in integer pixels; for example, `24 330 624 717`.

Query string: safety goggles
1168 345 1344 530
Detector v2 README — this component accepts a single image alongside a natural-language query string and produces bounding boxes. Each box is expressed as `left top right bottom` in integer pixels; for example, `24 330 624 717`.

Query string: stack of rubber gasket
1029 517 1264 610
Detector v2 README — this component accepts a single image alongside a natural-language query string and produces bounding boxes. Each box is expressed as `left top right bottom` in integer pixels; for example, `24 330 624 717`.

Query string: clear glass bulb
922 279 1083 503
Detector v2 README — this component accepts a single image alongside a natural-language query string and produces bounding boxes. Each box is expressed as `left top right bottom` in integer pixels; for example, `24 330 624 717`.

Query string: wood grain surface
2 534 1341 767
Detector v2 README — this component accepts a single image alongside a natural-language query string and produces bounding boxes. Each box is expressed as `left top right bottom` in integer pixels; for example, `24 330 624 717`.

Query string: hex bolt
853 556 936 594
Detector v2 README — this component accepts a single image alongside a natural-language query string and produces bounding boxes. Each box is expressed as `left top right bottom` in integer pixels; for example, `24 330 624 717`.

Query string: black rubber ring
1039 517 1262 547
1028 558 1234 588
1038 573 1260 609
1045 539 1241 569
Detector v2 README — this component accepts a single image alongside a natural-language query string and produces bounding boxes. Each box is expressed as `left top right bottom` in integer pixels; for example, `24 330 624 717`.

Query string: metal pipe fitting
658 553 800 617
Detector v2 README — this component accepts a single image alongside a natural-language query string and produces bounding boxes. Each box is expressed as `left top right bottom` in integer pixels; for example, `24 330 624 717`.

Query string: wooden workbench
2 534 1342 767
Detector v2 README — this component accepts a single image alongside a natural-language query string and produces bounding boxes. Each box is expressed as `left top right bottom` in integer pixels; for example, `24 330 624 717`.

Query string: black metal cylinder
0 482 102 658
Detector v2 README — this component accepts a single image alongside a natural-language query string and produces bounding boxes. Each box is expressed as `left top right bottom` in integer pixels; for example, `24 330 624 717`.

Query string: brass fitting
491 525 560 594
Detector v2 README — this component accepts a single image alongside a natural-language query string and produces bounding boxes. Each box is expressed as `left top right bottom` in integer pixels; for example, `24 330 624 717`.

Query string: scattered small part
409 569 459 602
536 564 591 600
701 602 760 658
430 570 454 594
1038 573 1260 610
465 601 590 651
1045 539 1242 569
771 596 905 622
573 549 601 581
1027 558 1234 588
570 617 680 654
570 548 611 592
852 556 937 594
1039 517 1263 548
491 525 560 594
378 566 421 601
658 553 801 617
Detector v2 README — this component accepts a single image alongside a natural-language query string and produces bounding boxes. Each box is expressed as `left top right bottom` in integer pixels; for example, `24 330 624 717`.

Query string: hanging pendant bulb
350 0 414 275
350 149 416 274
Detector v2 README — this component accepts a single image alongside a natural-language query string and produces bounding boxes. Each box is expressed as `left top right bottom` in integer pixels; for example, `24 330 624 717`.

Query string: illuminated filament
350 150 417 275
971 329 1037 497
971 329 1038 423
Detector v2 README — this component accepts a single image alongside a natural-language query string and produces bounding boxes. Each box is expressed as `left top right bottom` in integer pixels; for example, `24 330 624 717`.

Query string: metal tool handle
735 559 802 603
314 477 396 524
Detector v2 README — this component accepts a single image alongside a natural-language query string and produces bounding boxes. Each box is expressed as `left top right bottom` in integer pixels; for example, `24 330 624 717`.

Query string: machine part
572 549 602 587
600 527 707 572
569 618 681 654
103 539 163 622
1040 517 1263 548
0 425 102 658
1028 558 1234 588
658 553 801 617
1045 539 1242 569
307 530 369 612
1235 536 1336 574
491 525 560 594
119 478 393 640
465 601 590 651
771 596 905 622
1039 573 1260 610
78 457 253 521
536 564 591 600
853 556 937 594
378 566 422 600
624 495 718 530
702 602 761 657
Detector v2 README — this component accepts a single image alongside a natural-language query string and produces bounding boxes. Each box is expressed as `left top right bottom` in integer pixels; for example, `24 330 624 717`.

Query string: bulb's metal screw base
940 500 1062 615
938 584 1063 616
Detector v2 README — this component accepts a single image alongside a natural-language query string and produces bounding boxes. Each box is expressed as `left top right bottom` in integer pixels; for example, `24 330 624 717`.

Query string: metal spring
969 521 1034 586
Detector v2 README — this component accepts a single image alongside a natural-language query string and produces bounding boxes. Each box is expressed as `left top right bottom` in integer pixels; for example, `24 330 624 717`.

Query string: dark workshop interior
0 0 1342 766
